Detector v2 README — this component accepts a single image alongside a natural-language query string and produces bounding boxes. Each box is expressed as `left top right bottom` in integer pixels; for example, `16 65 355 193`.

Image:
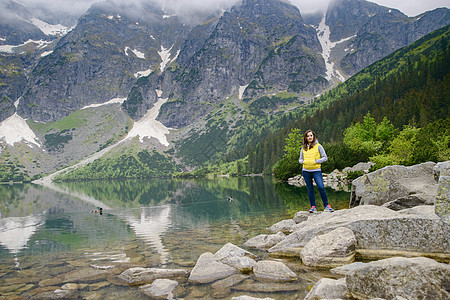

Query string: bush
273 155 301 181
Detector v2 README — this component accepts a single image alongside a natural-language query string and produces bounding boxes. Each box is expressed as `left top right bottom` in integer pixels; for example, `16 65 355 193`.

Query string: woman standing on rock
299 130 334 213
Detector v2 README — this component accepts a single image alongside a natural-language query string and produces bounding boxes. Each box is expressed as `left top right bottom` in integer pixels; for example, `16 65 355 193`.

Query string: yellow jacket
299 140 328 171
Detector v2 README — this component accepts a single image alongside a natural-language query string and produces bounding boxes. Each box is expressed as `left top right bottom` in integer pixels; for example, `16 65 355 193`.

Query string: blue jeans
302 170 329 207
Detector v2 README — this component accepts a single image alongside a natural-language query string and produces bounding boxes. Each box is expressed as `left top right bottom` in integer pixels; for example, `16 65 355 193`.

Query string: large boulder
252 260 298 282
269 205 449 260
346 257 450 300
434 161 450 223
267 219 296 234
350 162 437 207
300 227 356 268
188 252 239 284
139 279 180 299
214 243 257 273
243 232 286 250
304 278 349 300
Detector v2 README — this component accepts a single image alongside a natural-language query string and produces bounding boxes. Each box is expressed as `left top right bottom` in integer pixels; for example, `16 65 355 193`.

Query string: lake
0 176 350 299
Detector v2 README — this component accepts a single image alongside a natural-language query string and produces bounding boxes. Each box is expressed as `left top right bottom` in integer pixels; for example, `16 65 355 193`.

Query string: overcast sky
14 0 450 17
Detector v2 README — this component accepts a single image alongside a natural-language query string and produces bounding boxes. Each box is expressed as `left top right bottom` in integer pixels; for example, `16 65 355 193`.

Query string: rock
243 232 286 250
188 252 238 284
267 219 296 234
434 161 450 223
300 227 356 268
304 278 349 300
346 257 450 300
233 281 303 293
269 205 449 259
38 267 109 287
381 195 431 211
139 279 179 299
397 205 439 219
330 262 366 276
231 296 274 300
343 162 375 173
214 243 257 273
252 260 298 282
29 289 78 299
293 211 309 223
211 274 248 290
350 162 437 207
118 267 189 285
211 274 249 297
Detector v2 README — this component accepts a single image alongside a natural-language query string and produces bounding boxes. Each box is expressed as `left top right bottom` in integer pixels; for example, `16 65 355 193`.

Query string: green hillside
249 24 450 178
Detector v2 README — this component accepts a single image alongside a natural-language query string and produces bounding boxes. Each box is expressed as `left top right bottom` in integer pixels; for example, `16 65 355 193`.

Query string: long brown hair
302 130 316 151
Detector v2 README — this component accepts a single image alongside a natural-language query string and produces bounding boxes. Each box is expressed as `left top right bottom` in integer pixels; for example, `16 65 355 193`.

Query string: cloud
10 0 450 20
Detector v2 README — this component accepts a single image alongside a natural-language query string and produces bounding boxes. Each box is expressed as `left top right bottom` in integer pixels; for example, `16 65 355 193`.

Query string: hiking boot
309 206 317 213
324 205 334 212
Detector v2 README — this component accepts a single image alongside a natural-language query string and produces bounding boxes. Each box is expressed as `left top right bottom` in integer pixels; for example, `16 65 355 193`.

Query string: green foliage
273 156 301 181
411 118 450 164
282 128 302 159
346 170 365 180
252 26 449 179
44 129 73 151
343 113 396 155
54 150 179 181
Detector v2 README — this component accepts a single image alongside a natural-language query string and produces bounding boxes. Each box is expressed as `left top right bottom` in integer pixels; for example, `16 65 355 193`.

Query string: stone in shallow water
304 278 349 300
118 267 189 285
253 260 298 282
139 279 179 299
188 252 238 284
232 281 303 293
243 232 286 250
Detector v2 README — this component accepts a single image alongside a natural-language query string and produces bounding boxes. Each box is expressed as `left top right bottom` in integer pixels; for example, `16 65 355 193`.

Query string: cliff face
2 0 448 125
131 0 326 128
15 1 196 123
340 10 450 74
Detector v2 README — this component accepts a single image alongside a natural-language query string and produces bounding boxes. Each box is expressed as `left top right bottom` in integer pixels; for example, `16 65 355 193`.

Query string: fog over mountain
8 0 450 19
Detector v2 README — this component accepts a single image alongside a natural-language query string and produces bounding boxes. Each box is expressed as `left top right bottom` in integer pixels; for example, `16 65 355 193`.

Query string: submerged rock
118 267 189 285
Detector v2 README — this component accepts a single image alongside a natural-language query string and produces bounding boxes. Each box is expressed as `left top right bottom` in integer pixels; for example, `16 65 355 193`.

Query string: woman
299 130 334 213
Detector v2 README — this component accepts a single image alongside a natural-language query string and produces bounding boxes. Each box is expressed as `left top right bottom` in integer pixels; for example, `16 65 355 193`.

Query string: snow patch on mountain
158 45 179 72
239 84 249 100
124 90 171 146
0 113 40 147
0 39 51 53
315 15 355 83
30 18 72 36
40 50 53 57
124 47 145 59
135 68 153 78
81 98 126 110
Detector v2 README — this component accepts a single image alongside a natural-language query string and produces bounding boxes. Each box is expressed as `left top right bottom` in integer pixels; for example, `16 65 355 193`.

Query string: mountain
0 0 449 181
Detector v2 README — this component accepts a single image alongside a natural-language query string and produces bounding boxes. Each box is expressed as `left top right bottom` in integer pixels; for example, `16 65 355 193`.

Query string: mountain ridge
0 0 449 181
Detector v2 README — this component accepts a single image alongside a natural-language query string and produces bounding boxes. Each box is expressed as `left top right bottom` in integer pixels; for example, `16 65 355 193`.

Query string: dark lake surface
0 176 350 299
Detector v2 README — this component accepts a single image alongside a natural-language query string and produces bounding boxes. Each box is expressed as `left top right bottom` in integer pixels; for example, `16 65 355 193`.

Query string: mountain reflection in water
0 177 350 266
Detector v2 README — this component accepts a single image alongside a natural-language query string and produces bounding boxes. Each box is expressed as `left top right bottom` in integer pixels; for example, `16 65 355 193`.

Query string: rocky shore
117 161 450 299
2 161 448 299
